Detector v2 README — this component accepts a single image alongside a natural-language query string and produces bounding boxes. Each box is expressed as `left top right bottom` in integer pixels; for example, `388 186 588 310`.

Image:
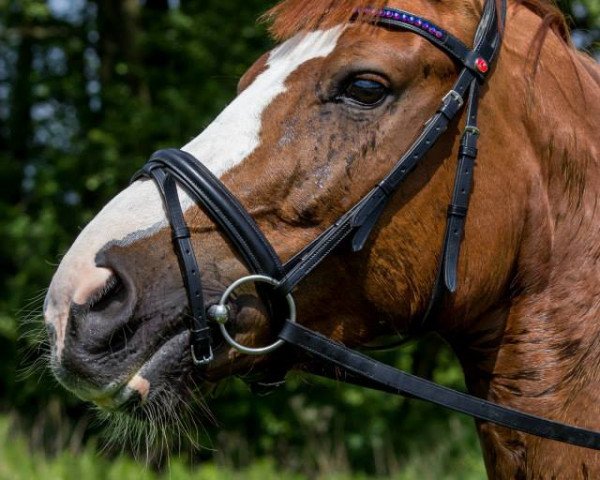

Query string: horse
43 0 600 477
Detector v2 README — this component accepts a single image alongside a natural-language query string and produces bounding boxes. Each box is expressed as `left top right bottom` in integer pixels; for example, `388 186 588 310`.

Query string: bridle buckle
191 344 213 365
442 89 464 109
462 125 480 137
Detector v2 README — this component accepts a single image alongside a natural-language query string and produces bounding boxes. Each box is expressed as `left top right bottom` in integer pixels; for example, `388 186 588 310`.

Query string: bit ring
210 275 296 355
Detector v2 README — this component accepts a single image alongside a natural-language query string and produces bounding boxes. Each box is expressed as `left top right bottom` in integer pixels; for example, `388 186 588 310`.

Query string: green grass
0 414 486 480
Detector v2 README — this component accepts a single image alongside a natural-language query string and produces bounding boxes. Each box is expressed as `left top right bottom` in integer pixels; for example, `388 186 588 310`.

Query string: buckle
191 344 213 365
462 126 480 138
442 89 464 109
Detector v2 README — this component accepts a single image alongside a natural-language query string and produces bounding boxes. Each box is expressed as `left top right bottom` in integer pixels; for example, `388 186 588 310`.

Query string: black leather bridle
132 0 600 450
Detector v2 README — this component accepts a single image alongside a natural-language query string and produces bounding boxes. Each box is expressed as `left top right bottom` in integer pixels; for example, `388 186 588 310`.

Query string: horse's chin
50 322 195 413
94 372 215 459
112 331 205 410
87 330 220 460
53 300 277 420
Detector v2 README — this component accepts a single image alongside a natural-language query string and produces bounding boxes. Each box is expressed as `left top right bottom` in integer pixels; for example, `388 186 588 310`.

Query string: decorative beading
356 7 446 40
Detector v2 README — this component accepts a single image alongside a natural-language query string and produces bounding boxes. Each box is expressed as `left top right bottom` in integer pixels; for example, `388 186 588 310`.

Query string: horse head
43 0 600 474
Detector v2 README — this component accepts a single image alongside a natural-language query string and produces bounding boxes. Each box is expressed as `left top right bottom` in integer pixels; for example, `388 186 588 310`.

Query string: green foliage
0 413 485 479
0 0 598 477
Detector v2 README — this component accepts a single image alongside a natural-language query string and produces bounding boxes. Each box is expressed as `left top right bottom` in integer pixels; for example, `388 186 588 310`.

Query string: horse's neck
457 226 600 474
454 7 600 477
458 283 600 475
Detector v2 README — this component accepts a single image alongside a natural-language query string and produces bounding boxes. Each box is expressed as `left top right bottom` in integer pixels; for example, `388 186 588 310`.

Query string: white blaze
72 26 344 251
45 27 345 357
182 27 344 175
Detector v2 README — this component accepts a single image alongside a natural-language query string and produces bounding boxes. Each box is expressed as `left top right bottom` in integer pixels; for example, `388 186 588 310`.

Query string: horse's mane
263 0 571 48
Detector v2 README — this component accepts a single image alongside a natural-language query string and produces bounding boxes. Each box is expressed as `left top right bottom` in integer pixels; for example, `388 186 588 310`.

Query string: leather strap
278 0 503 307
133 150 288 363
443 82 480 293
134 149 284 279
143 167 212 363
368 11 477 78
276 0 505 293
132 0 504 359
418 81 482 329
279 321 600 450
135 150 289 315
277 68 477 296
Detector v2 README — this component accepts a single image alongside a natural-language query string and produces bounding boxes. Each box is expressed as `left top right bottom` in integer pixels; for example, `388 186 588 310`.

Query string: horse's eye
342 78 388 106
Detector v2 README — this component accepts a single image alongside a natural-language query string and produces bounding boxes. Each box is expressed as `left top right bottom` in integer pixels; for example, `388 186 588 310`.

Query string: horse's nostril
64 269 137 358
88 273 126 312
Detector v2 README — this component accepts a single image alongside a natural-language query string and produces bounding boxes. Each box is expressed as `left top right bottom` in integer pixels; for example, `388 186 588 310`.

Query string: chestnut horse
44 0 600 477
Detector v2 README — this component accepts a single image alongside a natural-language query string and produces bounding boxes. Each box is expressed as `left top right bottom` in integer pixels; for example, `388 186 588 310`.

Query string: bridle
132 0 600 450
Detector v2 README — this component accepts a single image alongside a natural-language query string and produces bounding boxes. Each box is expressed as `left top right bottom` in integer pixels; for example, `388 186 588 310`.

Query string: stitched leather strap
279 321 600 450
278 0 503 305
133 150 288 363
134 149 283 279
143 167 212 363
443 82 480 293
417 82 483 329
276 69 477 296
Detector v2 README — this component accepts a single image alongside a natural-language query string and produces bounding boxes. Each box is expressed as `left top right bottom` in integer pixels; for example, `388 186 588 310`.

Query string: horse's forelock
262 0 389 41
263 0 572 48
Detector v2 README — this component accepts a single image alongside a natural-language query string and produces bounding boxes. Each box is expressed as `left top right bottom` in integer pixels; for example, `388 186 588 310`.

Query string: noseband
133 0 600 450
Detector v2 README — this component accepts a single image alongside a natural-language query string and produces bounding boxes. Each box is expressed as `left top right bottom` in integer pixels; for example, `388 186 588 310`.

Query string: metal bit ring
209 274 296 356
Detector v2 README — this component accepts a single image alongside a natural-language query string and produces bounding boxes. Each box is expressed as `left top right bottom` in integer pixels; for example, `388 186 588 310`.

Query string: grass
0 412 487 480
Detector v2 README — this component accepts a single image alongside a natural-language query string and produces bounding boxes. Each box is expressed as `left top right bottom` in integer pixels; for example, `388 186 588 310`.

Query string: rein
133 0 600 450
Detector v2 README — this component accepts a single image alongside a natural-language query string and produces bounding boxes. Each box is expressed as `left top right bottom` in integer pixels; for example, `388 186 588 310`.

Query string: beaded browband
358 7 448 39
